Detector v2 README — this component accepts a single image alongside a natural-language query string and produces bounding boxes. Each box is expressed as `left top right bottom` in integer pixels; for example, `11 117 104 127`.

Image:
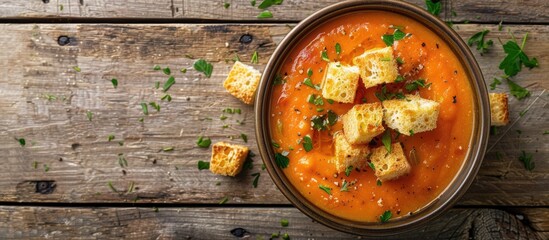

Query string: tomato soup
269 11 474 222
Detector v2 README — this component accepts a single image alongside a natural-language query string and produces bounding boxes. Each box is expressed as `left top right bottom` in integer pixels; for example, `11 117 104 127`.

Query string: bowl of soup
255 0 489 236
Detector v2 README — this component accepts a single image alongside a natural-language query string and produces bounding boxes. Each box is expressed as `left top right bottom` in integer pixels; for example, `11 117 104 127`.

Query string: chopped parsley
161 94 172 102
377 179 382 186
280 219 289 227
380 210 392 222
251 0 256 6
163 76 176 92
321 49 330 62
507 78 530 100
519 151 534 171
111 78 118 88
409 130 415 136
140 103 149 115
311 110 338 131
405 79 431 92
181 68 187 73
118 154 128 167
219 196 229 204
162 147 174 152
499 33 539 77
335 43 342 55
340 180 349 192
272 141 280 148
73 66 81 72
302 135 313 152
368 162 376 171
223 2 230 8
382 29 407 47
193 59 213 78
396 57 404 64
467 30 493 54
241 133 248 143
275 152 290 168
198 160 210 170
258 0 283 9
251 172 260 188
273 74 284 85
425 0 441 16
395 75 405 83
86 110 93 121
307 94 324 106
251 51 259 64
307 68 313 77
155 81 160 89
319 185 332 195
162 67 171 75
149 102 160 112
108 135 115 142
519 109 528 117
303 78 320 90
498 21 503 31
490 78 502 90
16 137 26 147
257 10 273 19
196 136 212 148
153 65 161 71
375 85 405 101
107 181 118 193
345 165 353 177
382 130 392 153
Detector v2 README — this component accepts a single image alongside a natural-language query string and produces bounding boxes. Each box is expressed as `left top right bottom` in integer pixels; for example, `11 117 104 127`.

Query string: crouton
382 94 440 136
321 62 360 103
342 103 385 144
223 61 261 105
332 131 370 173
210 142 249 176
489 93 509 126
352 47 399 88
370 143 411 181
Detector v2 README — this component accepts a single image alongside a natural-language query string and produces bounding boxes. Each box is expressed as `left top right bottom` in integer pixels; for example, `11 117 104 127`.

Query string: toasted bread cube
210 142 249 176
382 94 440 136
332 131 370 173
370 143 411 181
489 93 509 126
223 61 261 105
321 62 360 103
342 103 385 144
352 47 399 88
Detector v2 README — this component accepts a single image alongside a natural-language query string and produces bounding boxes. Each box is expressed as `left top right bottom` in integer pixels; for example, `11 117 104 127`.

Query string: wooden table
0 0 547 239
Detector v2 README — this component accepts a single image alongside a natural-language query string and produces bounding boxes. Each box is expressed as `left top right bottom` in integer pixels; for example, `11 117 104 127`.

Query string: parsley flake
251 172 260 188
275 152 290 168
196 136 212 148
257 10 273 19
251 51 259 64
16 137 26 147
163 76 176 92
380 210 392 222
425 0 441 16
519 151 534 171
345 165 353 177
368 162 376 171
280 219 289 227
149 102 160 112
467 30 493 54
111 78 118 89
319 185 332 195
241 133 248 143
302 135 313 152
507 78 530 100
321 49 329 62
73 66 81 72
108 135 115 142
499 33 539 77
86 110 93 121
162 67 171 75
340 180 349 192
193 59 214 78
335 43 342 55
382 130 392 153
490 78 502 90
219 196 229 204
140 103 148 115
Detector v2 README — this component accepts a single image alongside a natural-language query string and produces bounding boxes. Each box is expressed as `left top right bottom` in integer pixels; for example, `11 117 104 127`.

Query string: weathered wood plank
0 0 547 23
0 206 544 239
0 24 547 205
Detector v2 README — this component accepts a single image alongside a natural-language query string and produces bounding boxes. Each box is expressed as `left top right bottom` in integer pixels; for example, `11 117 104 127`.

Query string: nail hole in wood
57 36 71 46
35 181 56 194
71 143 81 150
239 34 253 44
42 0 50 3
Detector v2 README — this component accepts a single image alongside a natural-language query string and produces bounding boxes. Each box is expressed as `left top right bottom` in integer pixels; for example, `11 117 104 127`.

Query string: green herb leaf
467 30 493 54
258 0 275 9
194 59 214 78
273 74 284 85
319 185 332 195
280 219 289 227
111 78 118 89
302 135 313 152
155 81 160 89
396 57 404 65
86 110 93 121
118 154 128 167
379 211 393 223
251 172 261 188
153 65 161 71
241 133 248 143
382 130 392 153
507 78 530 100
499 34 539 77
73 66 81 72
335 43 342 55
405 79 430 92
409 130 415 136
340 180 349 192
382 34 394 46
163 76 176 92
107 181 118 193
326 99 334 104
161 94 172 102
251 0 256 6
395 75 405 83
498 20 503 31
490 78 502 90
303 78 316 89
108 135 115 142
251 51 259 64
377 179 382 186
162 67 171 75
181 68 187 73
140 103 149 115
519 151 534 171
198 160 210 170
16 137 26 147
257 10 273 19
425 0 441 16
327 110 338 126
272 141 280 148
282 233 290 240
219 196 229 204
368 162 376 171
162 147 174 152
223 2 230 8
149 102 160 112
275 152 290 168
307 68 313 77
321 49 329 62
393 29 406 40
196 136 212 148
345 165 353 177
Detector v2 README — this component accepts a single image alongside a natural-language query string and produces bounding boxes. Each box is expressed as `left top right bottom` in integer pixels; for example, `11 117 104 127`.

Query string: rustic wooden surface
0 206 546 239
0 0 547 23
0 0 547 239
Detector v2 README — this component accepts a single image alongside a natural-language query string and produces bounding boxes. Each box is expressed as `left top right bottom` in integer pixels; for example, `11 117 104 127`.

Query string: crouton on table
489 93 509 126
342 102 385 144
370 143 411 181
352 47 399 88
321 62 360 103
210 142 250 176
223 61 261 105
382 94 440 136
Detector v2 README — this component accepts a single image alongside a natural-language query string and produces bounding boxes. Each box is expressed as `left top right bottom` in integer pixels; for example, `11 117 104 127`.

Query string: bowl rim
255 0 490 236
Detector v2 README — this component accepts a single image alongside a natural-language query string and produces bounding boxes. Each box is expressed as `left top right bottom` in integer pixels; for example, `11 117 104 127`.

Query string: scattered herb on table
519 151 534 171
16 137 26 147
198 160 210 170
163 76 176 92
506 78 530 100
162 67 171 75
282 233 290 240
498 21 503 31
257 10 273 19
251 172 260 188
467 30 493 54
153 65 161 71
490 78 502 90
380 210 392 222
154 81 160 89
107 181 118 193
118 154 128 167
111 78 118 89
319 185 332 195
251 0 256 6
219 196 229 204
127 181 135 193
241 133 248 143
193 59 213 78
499 33 539 77
258 0 283 9
251 51 259 64
73 66 81 72
223 2 230 8
140 103 149 115
86 110 93 121
149 102 160 112
196 136 212 148
280 219 289 227
275 152 289 168
425 0 441 16
162 147 174 152
43 164 50 172
519 109 528 117
161 94 172 102
108 135 115 142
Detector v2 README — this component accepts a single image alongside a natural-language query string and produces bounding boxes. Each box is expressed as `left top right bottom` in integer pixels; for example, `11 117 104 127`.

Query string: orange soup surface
269 11 474 222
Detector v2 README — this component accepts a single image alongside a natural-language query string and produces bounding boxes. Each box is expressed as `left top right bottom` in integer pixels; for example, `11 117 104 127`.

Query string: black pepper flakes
436 43 439 49
421 42 426 47
452 96 457 103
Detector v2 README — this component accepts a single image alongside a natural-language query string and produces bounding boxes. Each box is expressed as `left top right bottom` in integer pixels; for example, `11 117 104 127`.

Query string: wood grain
0 24 547 207
0 206 544 239
0 0 547 23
